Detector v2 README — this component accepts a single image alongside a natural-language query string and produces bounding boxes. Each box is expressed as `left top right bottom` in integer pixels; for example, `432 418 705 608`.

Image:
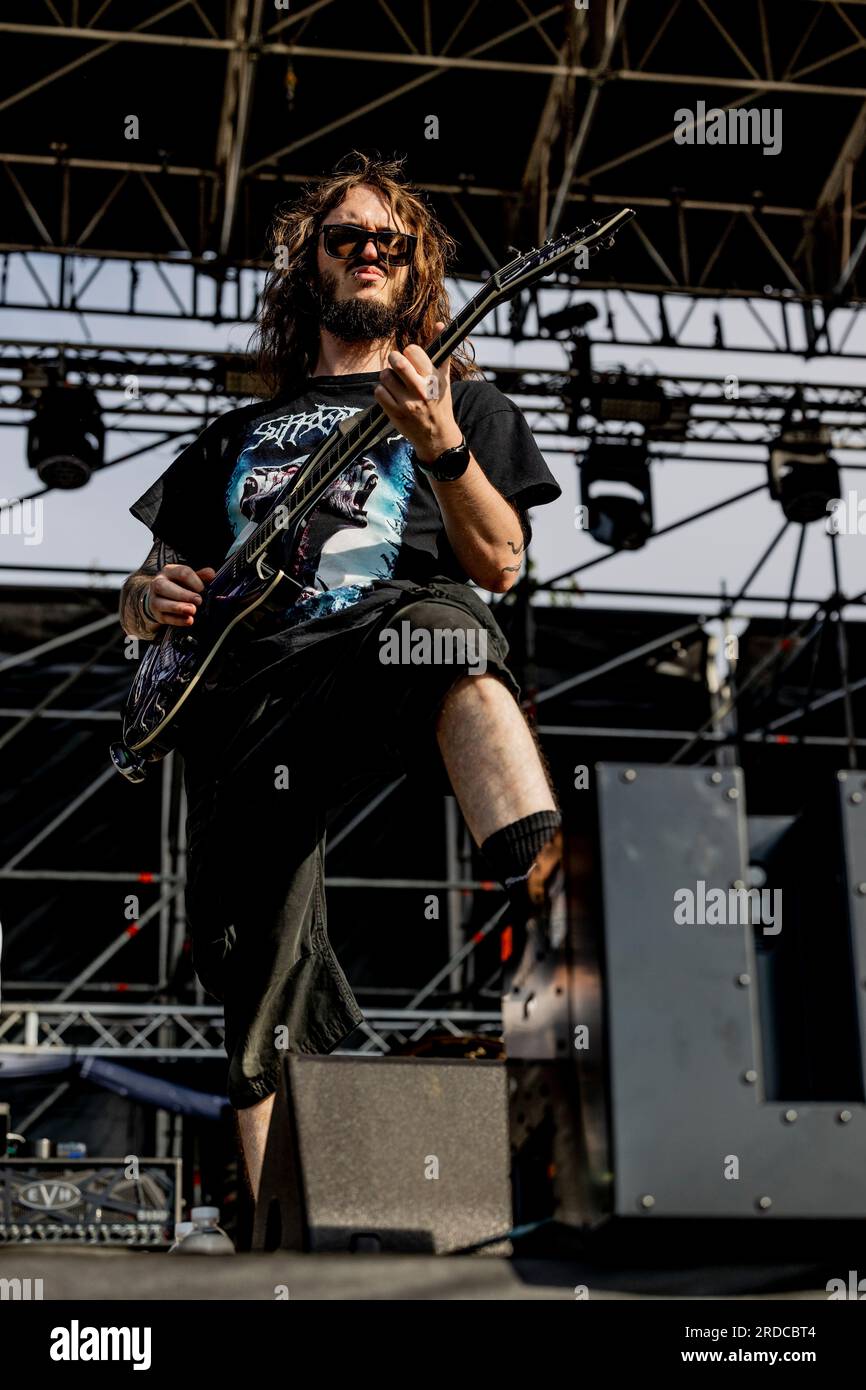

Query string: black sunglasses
319 223 417 267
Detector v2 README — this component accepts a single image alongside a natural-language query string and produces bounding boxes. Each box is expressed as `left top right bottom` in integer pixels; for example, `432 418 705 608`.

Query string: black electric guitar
110 207 635 782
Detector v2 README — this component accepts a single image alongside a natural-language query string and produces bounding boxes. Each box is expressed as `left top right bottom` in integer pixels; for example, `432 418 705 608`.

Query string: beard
315 267 413 343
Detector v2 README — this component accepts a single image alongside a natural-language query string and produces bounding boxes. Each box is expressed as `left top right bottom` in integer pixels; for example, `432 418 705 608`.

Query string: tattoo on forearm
119 576 157 640
501 509 528 574
127 577 153 635
119 537 187 639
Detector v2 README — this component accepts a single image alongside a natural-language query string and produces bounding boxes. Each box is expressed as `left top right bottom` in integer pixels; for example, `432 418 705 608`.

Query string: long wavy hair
249 151 482 398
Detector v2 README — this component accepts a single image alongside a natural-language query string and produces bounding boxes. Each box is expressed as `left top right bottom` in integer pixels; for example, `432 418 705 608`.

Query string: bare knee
437 670 519 728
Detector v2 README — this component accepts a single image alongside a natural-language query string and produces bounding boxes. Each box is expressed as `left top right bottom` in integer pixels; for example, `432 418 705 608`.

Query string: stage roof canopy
1 0 865 302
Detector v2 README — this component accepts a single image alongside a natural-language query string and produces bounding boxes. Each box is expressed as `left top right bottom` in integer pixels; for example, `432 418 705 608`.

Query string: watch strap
413 434 470 482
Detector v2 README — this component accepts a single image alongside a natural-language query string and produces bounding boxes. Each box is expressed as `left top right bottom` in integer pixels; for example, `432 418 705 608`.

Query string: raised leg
435 672 558 846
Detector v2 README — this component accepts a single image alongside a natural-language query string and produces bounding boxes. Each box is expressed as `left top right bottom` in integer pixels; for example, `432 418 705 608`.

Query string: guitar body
110 556 299 781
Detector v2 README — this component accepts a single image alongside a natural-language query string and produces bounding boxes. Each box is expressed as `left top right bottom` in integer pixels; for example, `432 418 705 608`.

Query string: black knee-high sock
481 810 562 895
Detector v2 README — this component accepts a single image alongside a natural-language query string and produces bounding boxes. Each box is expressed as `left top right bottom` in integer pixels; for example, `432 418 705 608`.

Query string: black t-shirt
129 371 561 633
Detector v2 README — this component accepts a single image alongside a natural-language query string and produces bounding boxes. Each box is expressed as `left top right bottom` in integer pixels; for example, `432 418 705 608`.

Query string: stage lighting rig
579 437 654 550
26 382 104 489
767 420 840 524
591 372 671 427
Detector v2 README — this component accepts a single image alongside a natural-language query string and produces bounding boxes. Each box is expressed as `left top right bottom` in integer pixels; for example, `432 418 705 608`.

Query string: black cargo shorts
180 577 521 1110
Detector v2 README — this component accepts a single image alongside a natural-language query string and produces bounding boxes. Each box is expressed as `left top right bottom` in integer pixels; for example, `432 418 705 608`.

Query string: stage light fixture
645 396 692 442
767 422 840 524
539 300 599 336
591 372 671 426
580 438 654 550
27 382 104 489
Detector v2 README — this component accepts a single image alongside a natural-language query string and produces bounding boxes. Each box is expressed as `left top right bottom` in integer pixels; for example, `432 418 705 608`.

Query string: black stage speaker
252 1055 512 1254
506 763 866 1250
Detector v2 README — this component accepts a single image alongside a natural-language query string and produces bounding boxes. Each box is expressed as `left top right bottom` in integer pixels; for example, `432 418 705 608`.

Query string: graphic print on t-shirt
225 402 416 627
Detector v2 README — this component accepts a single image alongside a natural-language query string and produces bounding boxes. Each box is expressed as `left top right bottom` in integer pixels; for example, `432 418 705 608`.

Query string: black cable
0 432 185 515
446 1216 556 1256
829 531 858 769
536 482 768 592
0 487 49 513
668 520 793 764
754 522 808 740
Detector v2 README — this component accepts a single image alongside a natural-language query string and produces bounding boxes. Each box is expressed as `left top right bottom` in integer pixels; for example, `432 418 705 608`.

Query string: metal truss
6 269 866 364
11 344 866 422
0 1002 504 1061
3 254 866 366
5 346 866 528
0 1001 227 1060
1 0 866 306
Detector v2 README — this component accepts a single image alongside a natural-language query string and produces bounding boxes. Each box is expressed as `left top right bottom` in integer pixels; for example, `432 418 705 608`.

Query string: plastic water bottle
175 1205 234 1254
167 1220 195 1254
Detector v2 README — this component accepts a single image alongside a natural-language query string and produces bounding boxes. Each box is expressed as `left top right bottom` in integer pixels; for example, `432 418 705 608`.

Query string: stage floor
0 1248 834 1300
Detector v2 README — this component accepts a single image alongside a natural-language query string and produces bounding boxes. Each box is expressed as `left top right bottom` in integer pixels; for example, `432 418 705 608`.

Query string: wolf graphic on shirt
237 456 379 598
225 403 416 626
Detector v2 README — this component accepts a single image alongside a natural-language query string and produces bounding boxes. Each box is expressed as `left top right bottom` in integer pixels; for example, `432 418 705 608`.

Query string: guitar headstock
489 206 635 301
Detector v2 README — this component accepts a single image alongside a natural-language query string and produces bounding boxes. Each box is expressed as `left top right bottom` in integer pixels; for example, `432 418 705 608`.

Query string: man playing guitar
120 151 563 1201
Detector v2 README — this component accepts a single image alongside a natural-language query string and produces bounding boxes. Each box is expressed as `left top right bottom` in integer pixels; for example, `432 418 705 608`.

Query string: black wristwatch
412 433 471 482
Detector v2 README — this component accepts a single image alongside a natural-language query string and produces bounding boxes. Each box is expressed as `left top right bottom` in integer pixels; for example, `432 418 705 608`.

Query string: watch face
431 445 470 479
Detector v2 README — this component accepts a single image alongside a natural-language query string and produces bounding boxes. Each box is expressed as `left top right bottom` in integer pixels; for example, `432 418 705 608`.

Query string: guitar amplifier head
0 1158 181 1247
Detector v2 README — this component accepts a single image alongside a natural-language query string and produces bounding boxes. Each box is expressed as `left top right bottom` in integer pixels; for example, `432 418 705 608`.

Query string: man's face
313 185 414 343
